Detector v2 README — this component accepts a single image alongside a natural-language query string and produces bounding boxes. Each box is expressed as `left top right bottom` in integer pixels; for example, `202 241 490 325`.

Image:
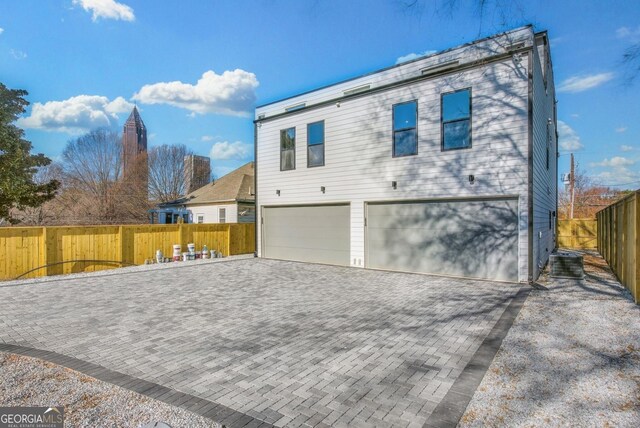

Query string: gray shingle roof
181 161 254 205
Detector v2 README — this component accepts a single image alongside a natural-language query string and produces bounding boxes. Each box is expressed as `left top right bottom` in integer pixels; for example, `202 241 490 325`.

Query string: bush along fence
597 190 639 304
557 219 597 249
0 223 255 281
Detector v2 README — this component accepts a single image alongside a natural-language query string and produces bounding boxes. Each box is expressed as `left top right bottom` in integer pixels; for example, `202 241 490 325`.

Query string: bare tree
558 164 627 219
148 144 193 202
61 128 123 223
622 42 640 84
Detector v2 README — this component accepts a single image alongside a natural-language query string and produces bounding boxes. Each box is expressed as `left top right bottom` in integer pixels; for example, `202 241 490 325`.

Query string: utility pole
569 153 575 219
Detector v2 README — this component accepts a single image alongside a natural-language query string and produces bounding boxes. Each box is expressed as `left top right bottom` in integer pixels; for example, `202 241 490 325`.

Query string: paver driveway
0 258 523 427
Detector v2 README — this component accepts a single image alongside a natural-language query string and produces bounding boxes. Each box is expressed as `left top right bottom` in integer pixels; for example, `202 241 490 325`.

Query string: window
307 121 325 167
442 89 471 151
280 127 295 171
197 214 204 224
393 101 418 157
219 208 226 224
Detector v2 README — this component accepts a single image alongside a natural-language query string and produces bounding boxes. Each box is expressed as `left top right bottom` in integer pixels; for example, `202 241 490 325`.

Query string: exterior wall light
392 181 397 189
468 175 475 184
321 186 326 193
276 190 280 196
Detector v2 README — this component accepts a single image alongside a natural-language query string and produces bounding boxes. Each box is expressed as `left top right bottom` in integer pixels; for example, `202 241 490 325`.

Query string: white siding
256 52 532 281
531 34 557 280
187 203 238 223
256 27 534 120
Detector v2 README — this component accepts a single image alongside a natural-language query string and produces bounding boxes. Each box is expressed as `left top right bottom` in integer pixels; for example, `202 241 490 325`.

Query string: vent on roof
343 84 371 96
421 60 459 76
549 252 585 279
505 42 526 52
257 114 265 120
285 103 306 112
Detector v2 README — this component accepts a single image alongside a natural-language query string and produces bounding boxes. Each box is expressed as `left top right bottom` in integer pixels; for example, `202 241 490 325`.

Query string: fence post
118 226 125 264
635 193 639 303
42 226 49 277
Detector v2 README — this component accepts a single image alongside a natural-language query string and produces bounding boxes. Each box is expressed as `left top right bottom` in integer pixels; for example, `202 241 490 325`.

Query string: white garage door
366 198 519 281
262 204 350 266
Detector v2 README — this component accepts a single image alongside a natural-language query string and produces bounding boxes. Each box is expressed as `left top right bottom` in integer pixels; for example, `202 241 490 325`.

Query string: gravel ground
459 250 640 427
0 352 220 428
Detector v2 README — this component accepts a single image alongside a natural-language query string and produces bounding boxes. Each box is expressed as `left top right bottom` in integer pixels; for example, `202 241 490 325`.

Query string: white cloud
133 69 259 116
396 50 437 64
570 113 580 119
72 0 135 22
10 49 27 60
615 126 628 133
616 26 640 42
209 141 251 160
596 167 640 187
17 95 134 133
590 156 635 168
0 28 4 35
557 72 614 93
621 145 634 152
557 121 584 152
201 135 214 142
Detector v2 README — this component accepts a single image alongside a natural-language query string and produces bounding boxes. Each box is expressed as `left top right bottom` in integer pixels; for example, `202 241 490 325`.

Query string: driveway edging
0 343 272 428
423 286 531 428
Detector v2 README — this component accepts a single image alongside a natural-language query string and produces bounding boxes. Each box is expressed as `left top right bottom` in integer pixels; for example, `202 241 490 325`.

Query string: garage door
366 199 518 281
262 204 350 266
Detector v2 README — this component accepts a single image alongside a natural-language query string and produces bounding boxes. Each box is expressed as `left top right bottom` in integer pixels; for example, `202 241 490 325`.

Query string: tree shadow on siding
351 33 531 282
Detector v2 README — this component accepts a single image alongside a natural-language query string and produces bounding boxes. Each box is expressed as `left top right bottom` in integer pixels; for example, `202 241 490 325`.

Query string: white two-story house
254 26 557 283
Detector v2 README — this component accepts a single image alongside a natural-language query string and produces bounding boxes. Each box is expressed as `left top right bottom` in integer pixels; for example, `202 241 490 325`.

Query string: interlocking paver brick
0 258 521 427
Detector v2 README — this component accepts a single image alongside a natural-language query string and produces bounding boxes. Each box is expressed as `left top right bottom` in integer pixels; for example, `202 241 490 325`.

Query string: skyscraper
184 154 211 193
122 106 147 182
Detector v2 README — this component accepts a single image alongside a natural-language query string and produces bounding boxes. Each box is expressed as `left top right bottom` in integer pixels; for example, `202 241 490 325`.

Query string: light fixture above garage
321 186 326 193
392 181 397 189
276 190 280 196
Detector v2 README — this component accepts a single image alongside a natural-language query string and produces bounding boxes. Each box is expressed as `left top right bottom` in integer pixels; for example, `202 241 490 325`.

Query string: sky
1 0 639 187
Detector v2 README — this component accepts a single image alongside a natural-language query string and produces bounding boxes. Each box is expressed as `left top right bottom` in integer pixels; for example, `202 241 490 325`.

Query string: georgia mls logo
0 406 64 428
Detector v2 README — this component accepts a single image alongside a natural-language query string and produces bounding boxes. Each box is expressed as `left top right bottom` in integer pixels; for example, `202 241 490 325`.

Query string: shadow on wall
353 34 529 281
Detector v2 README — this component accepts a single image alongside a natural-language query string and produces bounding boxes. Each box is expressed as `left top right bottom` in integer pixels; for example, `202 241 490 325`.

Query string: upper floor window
219 208 226 224
392 101 418 157
307 121 325 167
280 127 295 171
442 89 471 151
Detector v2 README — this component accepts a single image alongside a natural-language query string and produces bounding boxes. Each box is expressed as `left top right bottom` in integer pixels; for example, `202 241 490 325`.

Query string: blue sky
1 0 639 186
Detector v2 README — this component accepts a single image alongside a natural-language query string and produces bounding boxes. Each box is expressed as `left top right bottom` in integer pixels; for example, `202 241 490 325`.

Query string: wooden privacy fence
558 219 598 249
0 223 255 281
597 191 639 303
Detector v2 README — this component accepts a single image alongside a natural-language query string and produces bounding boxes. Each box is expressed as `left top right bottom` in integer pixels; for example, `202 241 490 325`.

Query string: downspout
254 122 258 258
527 49 535 283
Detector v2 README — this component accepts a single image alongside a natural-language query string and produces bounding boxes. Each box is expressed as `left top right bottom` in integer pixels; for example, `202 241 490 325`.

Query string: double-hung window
280 127 296 171
442 88 471 151
392 101 418 157
219 208 226 224
307 121 325 167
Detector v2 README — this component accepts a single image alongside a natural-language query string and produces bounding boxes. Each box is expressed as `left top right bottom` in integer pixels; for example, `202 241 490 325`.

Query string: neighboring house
254 26 557 283
152 162 255 224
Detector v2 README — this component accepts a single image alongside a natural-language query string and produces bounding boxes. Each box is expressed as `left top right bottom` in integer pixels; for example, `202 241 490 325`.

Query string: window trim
307 120 325 168
392 100 418 158
441 88 472 152
196 214 204 224
219 208 226 224
280 127 296 171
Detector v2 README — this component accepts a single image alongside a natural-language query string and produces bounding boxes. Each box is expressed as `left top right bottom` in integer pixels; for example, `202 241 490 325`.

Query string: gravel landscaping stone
0 352 220 428
459 250 640 427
